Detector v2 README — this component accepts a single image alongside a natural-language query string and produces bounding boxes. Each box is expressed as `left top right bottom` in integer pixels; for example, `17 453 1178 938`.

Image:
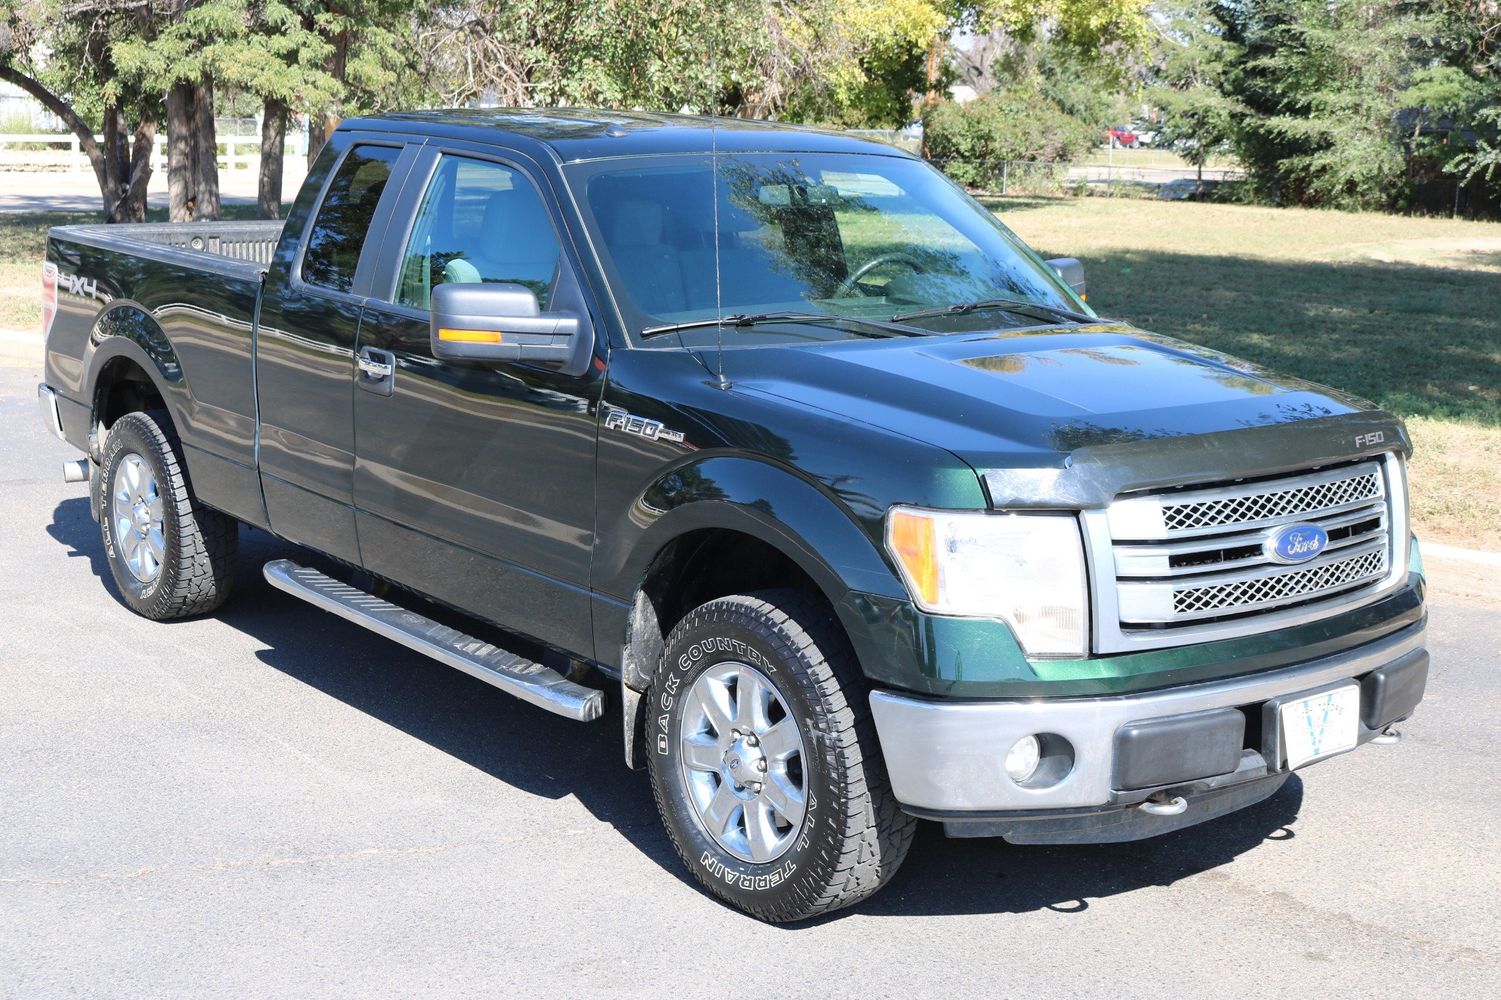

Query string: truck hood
724 324 1408 507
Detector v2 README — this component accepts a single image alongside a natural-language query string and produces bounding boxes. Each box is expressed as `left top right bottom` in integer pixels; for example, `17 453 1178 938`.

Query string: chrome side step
263 559 604 722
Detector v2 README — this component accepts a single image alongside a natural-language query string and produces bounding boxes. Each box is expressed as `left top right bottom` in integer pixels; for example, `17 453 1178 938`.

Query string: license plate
1280 685 1360 769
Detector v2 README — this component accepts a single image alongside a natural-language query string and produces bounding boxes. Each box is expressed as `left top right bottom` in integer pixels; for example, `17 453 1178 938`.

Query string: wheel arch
83 304 186 441
603 455 909 769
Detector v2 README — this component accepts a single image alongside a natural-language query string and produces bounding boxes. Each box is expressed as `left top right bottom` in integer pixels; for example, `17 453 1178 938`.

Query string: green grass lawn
0 212 96 330
0 206 259 331
5 198 1498 548
994 196 1501 549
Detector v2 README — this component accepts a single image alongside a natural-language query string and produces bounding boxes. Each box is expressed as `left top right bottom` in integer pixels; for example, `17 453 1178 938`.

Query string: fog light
1005 735 1041 783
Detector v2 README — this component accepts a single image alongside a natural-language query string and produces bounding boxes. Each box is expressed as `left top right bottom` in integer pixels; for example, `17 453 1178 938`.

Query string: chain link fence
928 156 1246 199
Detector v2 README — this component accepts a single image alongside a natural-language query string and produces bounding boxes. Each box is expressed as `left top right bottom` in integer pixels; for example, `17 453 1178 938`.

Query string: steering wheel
835 252 926 298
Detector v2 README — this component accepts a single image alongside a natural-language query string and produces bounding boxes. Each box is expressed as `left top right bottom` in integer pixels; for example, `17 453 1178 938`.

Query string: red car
1107 125 1140 148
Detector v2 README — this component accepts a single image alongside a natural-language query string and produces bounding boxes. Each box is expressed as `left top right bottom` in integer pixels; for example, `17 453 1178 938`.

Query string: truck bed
44 220 287 529
52 220 284 275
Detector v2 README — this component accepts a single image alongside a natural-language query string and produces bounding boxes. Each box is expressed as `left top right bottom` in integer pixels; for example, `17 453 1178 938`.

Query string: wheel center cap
722 736 766 790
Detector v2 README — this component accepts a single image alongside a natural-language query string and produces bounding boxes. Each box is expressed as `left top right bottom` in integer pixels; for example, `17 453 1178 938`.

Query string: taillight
41 261 58 337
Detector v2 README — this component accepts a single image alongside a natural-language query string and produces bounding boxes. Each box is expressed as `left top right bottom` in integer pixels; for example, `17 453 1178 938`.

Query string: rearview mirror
430 282 578 367
1046 257 1086 300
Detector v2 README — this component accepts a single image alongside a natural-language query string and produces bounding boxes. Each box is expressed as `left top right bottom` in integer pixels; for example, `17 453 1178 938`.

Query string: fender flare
599 454 909 702
82 302 187 431
605 454 904 607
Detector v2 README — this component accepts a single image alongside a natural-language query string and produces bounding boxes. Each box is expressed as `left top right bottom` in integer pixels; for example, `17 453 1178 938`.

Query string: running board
263 560 604 722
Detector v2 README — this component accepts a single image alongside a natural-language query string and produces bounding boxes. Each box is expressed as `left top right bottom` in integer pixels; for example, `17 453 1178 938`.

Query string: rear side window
301 144 402 293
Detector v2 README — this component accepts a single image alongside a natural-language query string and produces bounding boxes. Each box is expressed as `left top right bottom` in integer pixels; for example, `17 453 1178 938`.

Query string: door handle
357 347 396 396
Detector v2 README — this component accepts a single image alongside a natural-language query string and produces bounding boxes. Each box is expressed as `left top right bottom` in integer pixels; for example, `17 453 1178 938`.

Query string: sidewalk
0 161 309 214
0 326 41 367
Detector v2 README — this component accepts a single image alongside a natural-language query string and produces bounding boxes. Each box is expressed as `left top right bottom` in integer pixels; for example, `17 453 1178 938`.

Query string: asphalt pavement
0 165 308 214
2 359 1498 998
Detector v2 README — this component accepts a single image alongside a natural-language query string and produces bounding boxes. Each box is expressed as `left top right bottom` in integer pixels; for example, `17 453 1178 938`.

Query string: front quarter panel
590 347 988 677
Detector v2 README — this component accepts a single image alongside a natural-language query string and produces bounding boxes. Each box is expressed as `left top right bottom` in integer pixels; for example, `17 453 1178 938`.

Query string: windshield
564 151 1090 348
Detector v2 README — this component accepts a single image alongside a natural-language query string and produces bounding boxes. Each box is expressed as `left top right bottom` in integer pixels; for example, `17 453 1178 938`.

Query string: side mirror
430 282 578 367
1047 257 1086 301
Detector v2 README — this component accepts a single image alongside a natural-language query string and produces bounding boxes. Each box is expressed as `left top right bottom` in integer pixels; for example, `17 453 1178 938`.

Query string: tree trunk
121 115 157 222
0 64 143 221
258 98 288 220
190 82 220 220
308 22 349 165
166 83 194 222
100 103 153 223
308 110 341 166
166 81 222 222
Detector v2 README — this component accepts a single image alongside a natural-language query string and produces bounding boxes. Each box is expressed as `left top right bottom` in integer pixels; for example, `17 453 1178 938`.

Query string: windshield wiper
890 298 1096 326
639 311 921 340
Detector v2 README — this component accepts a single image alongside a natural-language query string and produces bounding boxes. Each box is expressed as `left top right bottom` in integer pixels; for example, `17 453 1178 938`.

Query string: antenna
708 14 729 389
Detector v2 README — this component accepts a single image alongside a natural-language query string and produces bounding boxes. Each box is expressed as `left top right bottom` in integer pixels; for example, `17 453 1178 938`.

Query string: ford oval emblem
1264 523 1329 565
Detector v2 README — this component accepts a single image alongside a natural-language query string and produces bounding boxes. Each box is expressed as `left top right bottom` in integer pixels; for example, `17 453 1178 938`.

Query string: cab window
395 155 561 311
301 144 401 293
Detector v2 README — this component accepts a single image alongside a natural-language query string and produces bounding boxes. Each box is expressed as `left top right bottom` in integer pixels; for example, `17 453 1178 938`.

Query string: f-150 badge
602 404 685 444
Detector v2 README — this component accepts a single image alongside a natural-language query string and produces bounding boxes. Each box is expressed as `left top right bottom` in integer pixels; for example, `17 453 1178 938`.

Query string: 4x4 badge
601 404 685 443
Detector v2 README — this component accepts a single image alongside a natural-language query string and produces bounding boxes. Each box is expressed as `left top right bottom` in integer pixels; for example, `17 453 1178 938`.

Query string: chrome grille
1172 547 1387 617
1160 470 1381 533
1095 457 1404 644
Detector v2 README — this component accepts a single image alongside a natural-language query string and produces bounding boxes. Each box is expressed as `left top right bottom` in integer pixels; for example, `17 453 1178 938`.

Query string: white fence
0 133 307 172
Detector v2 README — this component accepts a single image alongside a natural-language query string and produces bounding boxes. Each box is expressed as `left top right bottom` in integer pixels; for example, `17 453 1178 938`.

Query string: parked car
37 109 1427 923
1107 124 1141 148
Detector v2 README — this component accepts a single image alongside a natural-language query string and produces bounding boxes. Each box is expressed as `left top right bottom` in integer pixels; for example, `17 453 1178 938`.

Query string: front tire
646 590 916 922
98 411 237 620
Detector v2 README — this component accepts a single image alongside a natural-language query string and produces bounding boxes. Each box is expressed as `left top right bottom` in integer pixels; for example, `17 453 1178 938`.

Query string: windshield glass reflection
568 152 1086 347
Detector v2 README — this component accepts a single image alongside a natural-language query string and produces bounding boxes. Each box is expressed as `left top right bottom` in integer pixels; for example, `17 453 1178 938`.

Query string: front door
351 148 604 656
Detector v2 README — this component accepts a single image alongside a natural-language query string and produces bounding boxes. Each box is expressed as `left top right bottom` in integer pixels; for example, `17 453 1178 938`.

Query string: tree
1217 0 1443 209
301 1 419 164
1 1 160 221
209 1 338 218
923 85 1098 185
1148 0 1241 191
114 1 240 222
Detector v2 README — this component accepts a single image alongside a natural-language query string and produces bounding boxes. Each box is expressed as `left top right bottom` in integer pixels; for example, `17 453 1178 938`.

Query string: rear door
254 133 420 562
350 143 606 656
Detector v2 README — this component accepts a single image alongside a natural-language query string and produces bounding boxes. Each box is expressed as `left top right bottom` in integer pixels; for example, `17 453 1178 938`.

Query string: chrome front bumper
869 620 1426 814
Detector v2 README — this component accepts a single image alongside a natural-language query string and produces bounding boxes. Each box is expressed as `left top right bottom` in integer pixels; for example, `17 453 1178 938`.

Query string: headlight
885 506 1088 657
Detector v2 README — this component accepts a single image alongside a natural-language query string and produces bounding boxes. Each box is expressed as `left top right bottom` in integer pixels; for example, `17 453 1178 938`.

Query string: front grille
1172 547 1387 617
1160 470 1382 533
1102 458 1401 638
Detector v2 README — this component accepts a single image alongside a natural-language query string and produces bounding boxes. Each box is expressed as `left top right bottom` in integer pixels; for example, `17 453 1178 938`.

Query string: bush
923 90 1097 188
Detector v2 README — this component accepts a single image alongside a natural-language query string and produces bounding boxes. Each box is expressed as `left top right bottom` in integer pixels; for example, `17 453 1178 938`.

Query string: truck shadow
847 778 1303 921
50 497 1308 920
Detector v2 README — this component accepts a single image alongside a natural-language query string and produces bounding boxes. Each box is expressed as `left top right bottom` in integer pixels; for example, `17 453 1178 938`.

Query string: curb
0 327 42 366
1423 542 1501 567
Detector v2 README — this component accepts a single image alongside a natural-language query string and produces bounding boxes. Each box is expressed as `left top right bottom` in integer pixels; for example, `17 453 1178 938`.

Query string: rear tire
98 411 237 620
646 589 916 922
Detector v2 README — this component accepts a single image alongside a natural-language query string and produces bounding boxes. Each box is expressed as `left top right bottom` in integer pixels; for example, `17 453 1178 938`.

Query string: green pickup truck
36 110 1427 922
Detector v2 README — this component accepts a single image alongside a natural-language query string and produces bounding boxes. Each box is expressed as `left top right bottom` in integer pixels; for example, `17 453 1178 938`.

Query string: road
2 360 1497 998
0 164 309 214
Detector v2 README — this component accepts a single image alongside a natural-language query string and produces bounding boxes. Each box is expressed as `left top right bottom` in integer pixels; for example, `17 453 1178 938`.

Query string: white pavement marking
1422 541 1501 566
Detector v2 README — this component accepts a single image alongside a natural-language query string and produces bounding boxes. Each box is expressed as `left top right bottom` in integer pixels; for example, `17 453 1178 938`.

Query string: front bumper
869 619 1426 839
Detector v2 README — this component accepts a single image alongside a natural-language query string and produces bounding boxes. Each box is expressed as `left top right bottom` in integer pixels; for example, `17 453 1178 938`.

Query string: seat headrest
480 187 553 255
607 199 665 247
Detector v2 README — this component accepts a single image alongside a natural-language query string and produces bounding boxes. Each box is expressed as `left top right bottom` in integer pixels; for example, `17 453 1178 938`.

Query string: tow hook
1370 728 1402 746
1138 794 1188 817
